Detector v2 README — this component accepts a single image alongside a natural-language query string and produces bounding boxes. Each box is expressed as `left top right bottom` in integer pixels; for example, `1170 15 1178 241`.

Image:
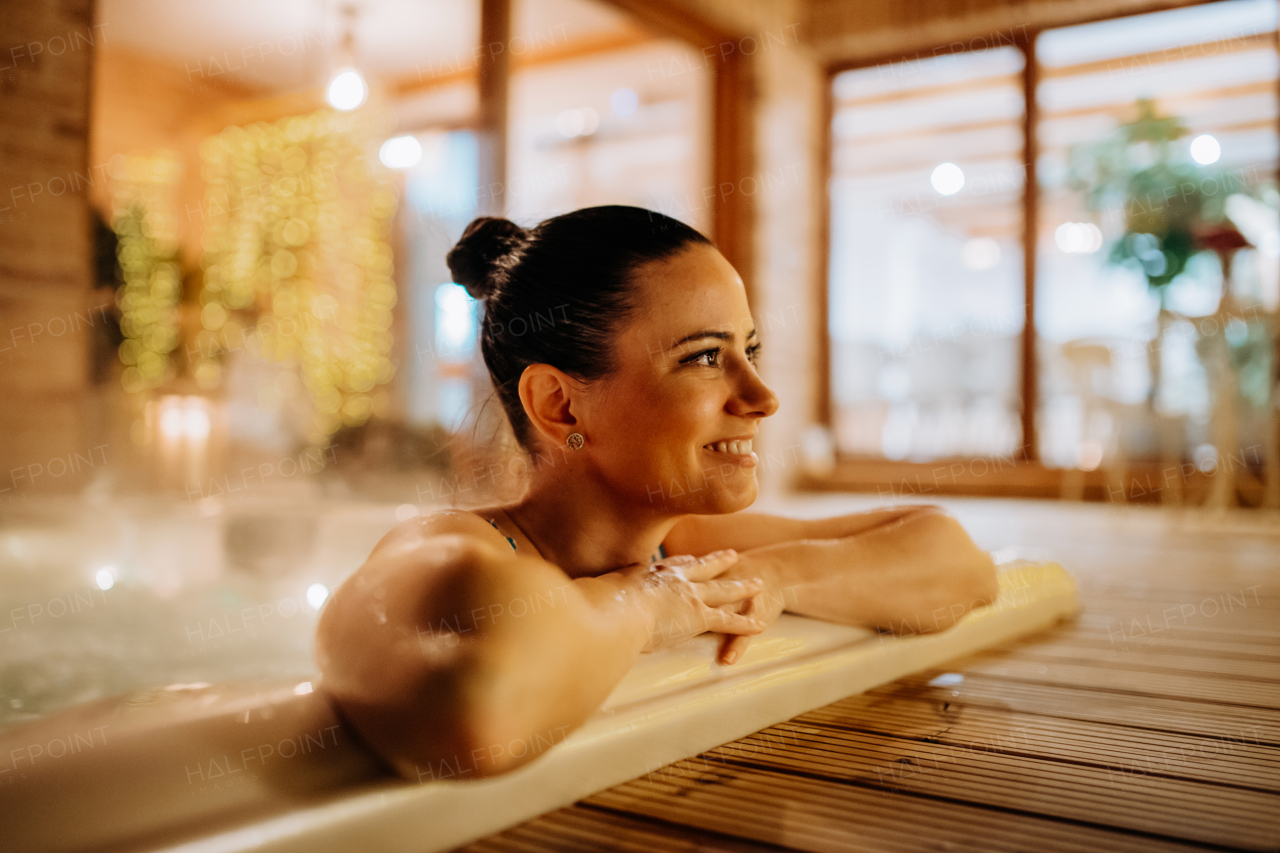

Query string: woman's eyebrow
670 327 758 347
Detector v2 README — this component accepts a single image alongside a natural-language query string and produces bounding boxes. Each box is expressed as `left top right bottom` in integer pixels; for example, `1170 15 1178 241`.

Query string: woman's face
580 242 780 516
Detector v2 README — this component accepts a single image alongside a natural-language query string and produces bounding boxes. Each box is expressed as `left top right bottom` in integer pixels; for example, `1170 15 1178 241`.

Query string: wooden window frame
594 0 755 303
806 0 1280 502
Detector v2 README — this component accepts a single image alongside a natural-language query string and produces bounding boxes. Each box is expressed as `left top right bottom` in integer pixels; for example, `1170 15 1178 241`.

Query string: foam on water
0 496 399 731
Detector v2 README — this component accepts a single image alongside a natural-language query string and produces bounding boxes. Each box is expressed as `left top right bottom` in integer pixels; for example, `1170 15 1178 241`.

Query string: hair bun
447 217 528 301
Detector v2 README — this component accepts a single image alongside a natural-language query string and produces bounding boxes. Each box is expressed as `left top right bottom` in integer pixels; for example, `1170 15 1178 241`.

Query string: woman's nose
733 365 780 418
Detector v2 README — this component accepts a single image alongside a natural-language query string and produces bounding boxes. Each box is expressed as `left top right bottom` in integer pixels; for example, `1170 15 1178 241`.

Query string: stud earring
566 432 585 450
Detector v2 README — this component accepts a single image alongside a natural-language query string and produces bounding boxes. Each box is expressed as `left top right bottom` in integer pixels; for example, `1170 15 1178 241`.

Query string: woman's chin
662 471 758 514
636 451 760 513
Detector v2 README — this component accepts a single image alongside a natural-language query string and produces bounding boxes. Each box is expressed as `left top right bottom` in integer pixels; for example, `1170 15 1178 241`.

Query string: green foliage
1065 98 1221 293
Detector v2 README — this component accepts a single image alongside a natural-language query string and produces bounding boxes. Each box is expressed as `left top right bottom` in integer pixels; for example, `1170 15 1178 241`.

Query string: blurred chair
1057 339 1132 502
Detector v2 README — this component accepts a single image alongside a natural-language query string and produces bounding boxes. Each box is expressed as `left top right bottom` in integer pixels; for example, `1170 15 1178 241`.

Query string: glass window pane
507 2 713 231
829 47 1027 461
402 130 482 430
1035 0 1279 473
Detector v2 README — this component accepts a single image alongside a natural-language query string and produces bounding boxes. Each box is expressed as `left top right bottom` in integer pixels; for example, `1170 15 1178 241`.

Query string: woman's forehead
627 245 751 328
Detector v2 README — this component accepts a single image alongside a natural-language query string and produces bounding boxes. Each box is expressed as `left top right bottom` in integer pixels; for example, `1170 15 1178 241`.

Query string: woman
316 205 999 782
0 207 998 850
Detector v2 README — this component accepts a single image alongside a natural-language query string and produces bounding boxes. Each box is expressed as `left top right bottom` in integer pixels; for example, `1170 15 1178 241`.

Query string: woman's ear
517 364 581 445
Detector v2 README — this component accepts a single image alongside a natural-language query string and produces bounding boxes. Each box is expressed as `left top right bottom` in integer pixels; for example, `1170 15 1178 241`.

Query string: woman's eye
747 345 762 364
689 349 720 367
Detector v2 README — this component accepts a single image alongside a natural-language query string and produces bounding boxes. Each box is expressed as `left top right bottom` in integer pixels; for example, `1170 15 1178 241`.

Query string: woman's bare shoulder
369 506 510 559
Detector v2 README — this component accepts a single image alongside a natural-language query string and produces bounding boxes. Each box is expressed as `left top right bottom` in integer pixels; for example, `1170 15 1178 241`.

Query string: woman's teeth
705 439 752 455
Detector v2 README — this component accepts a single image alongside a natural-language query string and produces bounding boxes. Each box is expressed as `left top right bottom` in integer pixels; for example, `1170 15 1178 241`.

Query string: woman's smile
701 438 757 466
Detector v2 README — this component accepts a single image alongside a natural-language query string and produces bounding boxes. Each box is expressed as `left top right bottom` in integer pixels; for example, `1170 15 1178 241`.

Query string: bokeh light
930 162 964 195
326 69 368 111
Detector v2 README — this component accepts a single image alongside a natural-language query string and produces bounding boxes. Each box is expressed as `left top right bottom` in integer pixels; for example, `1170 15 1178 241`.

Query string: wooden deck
456 498 1280 853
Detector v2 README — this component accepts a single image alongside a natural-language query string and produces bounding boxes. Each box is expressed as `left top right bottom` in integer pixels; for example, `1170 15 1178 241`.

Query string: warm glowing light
379 135 423 169
960 237 1001 271
184 407 211 440
930 162 964 195
1194 443 1218 473
95 568 116 591
157 396 212 440
160 406 184 440
326 69 368 111
199 109 398 440
1055 221 1103 254
1076 440 1103 471
109 151 182 393
306 583 331 611
294 681 314 695
1189 134 1220 165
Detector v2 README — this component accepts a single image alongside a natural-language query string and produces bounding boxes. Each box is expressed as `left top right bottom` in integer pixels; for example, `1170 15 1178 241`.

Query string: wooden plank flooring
455 499 1280 852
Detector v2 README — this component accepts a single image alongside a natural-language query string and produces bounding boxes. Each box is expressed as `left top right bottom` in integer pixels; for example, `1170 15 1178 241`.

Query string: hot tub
0 494 1078 852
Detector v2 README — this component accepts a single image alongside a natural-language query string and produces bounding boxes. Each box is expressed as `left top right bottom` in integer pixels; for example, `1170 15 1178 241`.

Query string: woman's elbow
315 539 576 780
909 512 1000 630
317 671 546 782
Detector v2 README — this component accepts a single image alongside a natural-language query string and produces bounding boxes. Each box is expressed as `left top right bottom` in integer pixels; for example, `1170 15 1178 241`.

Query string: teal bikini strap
488 516 667 563
485 517 518 553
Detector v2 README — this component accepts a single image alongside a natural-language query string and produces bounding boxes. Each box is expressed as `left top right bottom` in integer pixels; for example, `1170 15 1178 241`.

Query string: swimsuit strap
484 517 518 553
485 517 667 563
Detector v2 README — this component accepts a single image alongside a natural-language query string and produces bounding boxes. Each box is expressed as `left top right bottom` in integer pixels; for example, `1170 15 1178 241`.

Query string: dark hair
446 205 712 449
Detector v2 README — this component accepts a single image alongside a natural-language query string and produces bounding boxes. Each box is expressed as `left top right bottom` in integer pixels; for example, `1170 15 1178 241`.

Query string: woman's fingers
695 577 763 608
679 549 739 582
719 632 753 665
718 595 759 665
702 607 766 636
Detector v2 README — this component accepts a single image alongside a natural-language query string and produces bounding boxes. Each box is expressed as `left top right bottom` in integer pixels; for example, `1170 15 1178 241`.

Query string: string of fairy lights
108 151 183 394
195 108 398 442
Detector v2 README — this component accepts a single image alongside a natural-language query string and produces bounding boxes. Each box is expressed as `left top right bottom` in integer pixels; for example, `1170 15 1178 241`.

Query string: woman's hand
607 550 767 655
709 550 788 665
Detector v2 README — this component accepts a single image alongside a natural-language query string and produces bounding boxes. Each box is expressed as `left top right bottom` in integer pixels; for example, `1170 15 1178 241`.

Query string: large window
1035 0 1278 474
827 0 1279 490
399 0 714 442
829 47 1026 461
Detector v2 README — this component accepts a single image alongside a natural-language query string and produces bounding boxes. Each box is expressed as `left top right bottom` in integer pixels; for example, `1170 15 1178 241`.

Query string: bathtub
0 494 1078 852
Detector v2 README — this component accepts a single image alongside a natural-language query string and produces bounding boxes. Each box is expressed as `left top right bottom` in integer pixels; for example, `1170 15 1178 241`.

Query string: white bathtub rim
145 564 1078 853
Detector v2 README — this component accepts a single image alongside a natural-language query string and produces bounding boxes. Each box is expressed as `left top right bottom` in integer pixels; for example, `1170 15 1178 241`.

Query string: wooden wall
0 0 99 498
805 0 1216 65
90 46 255 269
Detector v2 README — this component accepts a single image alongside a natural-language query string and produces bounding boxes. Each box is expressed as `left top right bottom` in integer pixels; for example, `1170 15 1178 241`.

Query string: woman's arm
744 511 998 631
663 505 946 556
316 512 764 780
707 510 999 664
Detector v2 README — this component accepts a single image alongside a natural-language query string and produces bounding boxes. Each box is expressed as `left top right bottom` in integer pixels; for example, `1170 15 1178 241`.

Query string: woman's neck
503 468 678 578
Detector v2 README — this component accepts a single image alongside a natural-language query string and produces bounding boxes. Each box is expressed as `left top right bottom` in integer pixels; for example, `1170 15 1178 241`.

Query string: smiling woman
315 205 1000 779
